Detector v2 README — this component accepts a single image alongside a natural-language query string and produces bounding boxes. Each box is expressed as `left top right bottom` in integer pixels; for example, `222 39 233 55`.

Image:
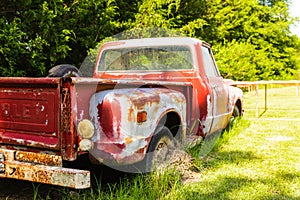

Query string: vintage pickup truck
0 37 242 189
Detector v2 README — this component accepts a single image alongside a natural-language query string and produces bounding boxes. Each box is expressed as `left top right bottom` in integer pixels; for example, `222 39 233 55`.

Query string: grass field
173 86 300 199
2 86 300 200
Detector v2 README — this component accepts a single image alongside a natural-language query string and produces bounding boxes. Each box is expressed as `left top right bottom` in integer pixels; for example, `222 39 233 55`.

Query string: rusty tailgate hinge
61 88 71 132
0 152 5 173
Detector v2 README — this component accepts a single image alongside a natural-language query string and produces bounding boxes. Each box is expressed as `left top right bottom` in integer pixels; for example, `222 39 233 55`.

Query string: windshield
98 46 193 71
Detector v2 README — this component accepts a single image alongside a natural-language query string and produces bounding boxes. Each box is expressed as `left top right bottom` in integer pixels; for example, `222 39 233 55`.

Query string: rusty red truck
0 37 243 188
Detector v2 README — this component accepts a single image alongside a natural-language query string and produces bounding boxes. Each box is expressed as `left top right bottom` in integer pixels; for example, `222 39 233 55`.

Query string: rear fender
228 85 243 114
88 88 186 164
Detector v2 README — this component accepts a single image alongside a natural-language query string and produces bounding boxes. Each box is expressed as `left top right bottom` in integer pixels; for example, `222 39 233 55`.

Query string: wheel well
158 112 182 138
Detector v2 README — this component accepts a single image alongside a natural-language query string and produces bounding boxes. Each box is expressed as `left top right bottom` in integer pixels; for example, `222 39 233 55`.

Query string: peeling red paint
2 132 58 149
0 79 60 152
97 143 125 154
97 98 121 140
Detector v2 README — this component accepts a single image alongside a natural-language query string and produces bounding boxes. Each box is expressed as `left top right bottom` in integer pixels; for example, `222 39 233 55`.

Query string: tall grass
37 170 181 200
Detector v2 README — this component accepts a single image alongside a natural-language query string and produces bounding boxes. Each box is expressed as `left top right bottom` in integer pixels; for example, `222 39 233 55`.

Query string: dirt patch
167 149 202 184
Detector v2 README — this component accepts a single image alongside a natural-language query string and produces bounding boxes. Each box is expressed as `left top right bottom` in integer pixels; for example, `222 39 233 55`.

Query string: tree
201 0 299 80
0 0 119 77
127 0 299 80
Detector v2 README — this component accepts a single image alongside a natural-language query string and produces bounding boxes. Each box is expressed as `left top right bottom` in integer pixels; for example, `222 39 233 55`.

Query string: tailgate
0 78 61 150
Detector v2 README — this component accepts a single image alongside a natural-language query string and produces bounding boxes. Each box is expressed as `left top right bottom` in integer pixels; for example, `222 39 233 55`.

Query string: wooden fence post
256 84 259 118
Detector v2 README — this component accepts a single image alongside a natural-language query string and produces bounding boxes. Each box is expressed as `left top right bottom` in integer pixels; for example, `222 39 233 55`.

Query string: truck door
201 46 229 134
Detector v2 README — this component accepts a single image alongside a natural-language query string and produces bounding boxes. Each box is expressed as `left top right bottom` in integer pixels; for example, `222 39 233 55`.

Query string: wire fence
229 80 300 120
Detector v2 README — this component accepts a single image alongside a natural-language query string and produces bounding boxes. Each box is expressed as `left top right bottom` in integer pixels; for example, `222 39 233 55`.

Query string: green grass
175 86 300 200
35 170 182 200
31 86 300 200
243 86 300 118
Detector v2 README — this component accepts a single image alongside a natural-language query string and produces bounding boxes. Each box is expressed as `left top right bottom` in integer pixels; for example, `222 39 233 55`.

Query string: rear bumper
0 148 90 189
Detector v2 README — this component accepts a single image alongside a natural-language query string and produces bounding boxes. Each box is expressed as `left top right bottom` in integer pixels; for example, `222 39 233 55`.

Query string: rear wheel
47 64 82 77
142 126 175 172
104 126 175 174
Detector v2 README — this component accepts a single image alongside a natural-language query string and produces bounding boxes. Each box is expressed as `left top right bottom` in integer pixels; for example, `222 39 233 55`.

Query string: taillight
77 119 95 139
137 111 147 123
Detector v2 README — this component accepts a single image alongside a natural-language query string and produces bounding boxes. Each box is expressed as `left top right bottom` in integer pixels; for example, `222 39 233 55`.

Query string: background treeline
0 0 299 80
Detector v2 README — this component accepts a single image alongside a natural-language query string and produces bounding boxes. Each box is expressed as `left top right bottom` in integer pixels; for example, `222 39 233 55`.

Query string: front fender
88 88 186 164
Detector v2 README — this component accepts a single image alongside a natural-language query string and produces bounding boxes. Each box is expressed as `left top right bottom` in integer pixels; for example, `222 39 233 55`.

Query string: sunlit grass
243 86 300 118
173 86 300 200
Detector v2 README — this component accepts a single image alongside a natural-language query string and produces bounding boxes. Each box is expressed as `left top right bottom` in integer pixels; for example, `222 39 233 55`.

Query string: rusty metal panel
0 77 61 87
15 151 62 166
88 88 186 164
60 81 78 161
0 148 90 189
2 161 90 189
0 91 56 132
0 78 61 150
3 161 90 189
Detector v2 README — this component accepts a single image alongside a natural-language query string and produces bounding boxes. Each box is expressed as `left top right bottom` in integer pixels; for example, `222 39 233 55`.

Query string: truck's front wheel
47 64 82 77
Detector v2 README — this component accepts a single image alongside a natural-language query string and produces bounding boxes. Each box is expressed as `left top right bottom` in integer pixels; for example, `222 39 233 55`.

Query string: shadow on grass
200 150 260 170
188 118 251 157
277 171 300 181
188 118 255 169
181 177 252 199
179 175 300 200
0 178 65 200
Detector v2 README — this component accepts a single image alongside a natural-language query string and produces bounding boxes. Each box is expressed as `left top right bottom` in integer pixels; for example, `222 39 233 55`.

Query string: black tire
232 104 241 118
227 104 241 130
141 126 175 172
47 64 82 77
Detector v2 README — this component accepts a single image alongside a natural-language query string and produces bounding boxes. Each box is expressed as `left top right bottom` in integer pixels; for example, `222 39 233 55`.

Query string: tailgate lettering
0 91 57 134
1 103 44 119
1 102 45 120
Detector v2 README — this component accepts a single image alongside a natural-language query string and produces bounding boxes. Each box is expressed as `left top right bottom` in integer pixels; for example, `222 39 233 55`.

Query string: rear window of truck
98 46 193 71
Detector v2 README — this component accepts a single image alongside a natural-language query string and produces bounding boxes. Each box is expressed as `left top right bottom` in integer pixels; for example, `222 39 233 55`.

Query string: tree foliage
203 0 300 80
0 0 299 80
0 0 119 76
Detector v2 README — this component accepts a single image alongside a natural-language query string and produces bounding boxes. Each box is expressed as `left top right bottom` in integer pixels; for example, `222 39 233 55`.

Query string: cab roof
102 37 209 49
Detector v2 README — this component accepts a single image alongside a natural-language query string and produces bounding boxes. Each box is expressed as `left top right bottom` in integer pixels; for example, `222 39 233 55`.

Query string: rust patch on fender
130 92 160 109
